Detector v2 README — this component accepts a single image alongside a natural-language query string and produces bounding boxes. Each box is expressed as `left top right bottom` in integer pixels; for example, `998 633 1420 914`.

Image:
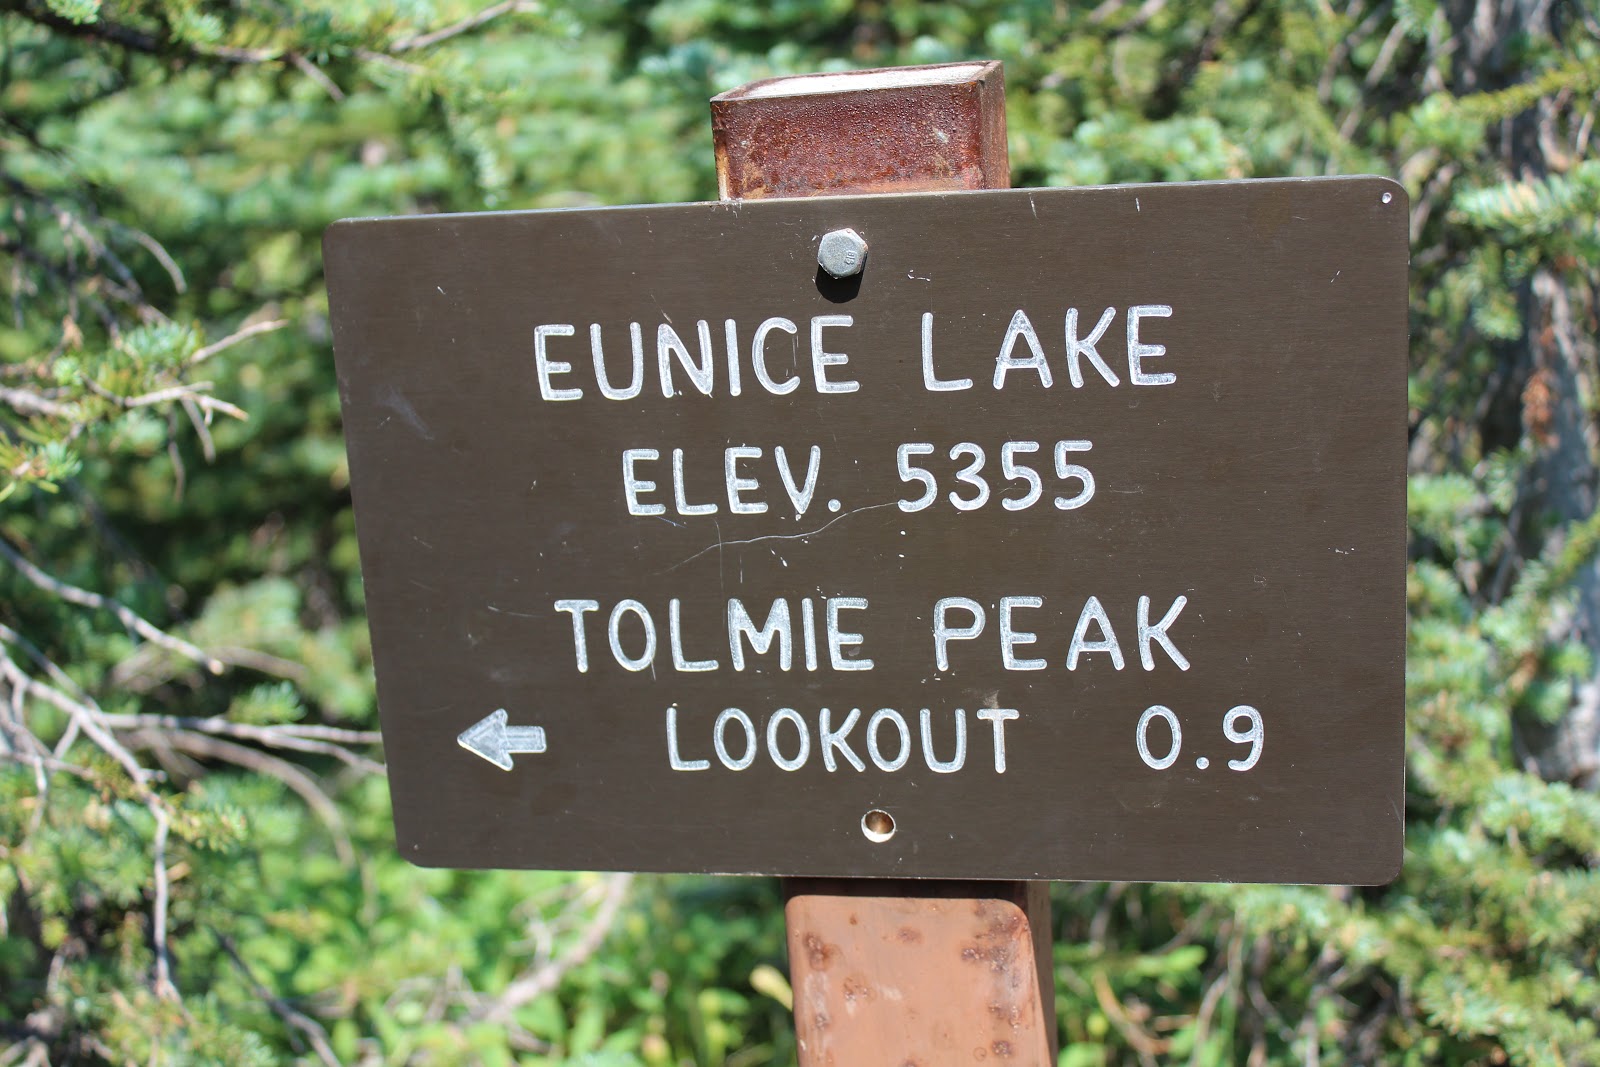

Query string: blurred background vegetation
1 0 1598 1063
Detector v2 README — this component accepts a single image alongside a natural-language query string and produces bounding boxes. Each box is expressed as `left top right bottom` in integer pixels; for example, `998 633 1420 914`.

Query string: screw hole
861 809 896 843
1381 191 1394 204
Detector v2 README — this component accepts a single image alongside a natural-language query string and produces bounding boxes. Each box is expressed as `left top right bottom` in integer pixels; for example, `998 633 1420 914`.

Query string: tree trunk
1446 0 1600 786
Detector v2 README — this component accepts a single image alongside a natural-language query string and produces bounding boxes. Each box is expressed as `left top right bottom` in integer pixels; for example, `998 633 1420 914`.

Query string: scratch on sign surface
487 605 542 618
667 501 898 571
377 384 434 440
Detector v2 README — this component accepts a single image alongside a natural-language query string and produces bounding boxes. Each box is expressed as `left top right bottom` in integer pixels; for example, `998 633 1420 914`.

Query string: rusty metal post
711 61 1010 200
711 61 1057 1067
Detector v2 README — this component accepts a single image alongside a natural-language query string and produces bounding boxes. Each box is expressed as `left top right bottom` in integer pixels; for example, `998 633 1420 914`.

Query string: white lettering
1065 307 1120 388
993 309 1051 389
801 598 820 672
867 708 911 771
725 446 767 515
553 599 599 672
657 321 715 397
767 708 810 771
535 324 582 401
921 312 972 391
592 323 644 400
728 598 793 671
621 448 664 516
1137 594 1191 671
723 319 742 397
977 707 1019 772
752 317 800 395
920 708 967 772
672 448 718 516
810 314 858 393
1127 304 1175 386
668 703 1012 774
608 599 656 671
933 596 985 671
999 596 1046 670
666 706 709 770
1066 595 1124 670
774 445 821 518
826 597 873 671
669 598 718 671
714 708 756 770
819 707 864 771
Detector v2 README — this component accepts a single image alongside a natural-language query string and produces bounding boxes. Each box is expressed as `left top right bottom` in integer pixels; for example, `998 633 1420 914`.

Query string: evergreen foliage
1 1 1596 1063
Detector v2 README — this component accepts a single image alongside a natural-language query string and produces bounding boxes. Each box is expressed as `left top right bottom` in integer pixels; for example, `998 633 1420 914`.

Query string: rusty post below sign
713 62 1057 1066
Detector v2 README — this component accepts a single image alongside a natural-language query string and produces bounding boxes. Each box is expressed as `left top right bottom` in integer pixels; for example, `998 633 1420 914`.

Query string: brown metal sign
326 176 1408 883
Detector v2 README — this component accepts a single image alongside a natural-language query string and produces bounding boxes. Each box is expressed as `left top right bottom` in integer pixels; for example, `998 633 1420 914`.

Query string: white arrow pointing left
457 708 547 771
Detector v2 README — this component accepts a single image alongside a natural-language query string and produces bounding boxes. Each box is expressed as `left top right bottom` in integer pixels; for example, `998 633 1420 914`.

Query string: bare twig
104 713 381 747
114 381 216 409
180 394 216 463
85 378 248 422
0 538 224 673
0 647 149 785
0 747 97 780
1362 18 1409 90
1187 969 1232 1066
390 0 541 52
217 934 343 1067
107 712 383 775
132 730 356 864
123 227 186 293
0 384 74 418
0 642 183 1001
113 642 308 690
151 803 178 1000
1091 969 1166 1066
472 873 634 1024
1316 1 1388 102
183 316 286 368
0 622 95 705
0 676 52 825
354 49 431 77
289 53 346 100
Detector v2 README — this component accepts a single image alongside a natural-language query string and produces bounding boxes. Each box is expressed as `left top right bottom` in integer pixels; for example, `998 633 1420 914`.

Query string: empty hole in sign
861 809 896 843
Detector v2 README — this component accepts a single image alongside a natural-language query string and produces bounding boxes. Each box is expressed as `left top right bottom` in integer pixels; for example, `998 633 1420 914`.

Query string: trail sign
326 176 1408 883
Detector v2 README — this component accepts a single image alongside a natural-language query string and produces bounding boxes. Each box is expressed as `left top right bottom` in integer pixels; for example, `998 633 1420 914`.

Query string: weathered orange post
711 62 1058 1067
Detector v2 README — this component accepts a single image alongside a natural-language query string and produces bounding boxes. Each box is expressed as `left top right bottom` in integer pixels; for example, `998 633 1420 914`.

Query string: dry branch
0 538 223 673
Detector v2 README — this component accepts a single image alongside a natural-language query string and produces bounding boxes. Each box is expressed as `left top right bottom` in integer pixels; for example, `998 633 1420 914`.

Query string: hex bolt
818 228 868 279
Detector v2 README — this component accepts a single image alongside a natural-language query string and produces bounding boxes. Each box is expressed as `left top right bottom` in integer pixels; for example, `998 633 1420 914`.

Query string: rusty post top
710 60 1008 201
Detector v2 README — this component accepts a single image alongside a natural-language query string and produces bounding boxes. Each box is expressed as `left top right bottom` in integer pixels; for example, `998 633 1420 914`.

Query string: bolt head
818 228 868 279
